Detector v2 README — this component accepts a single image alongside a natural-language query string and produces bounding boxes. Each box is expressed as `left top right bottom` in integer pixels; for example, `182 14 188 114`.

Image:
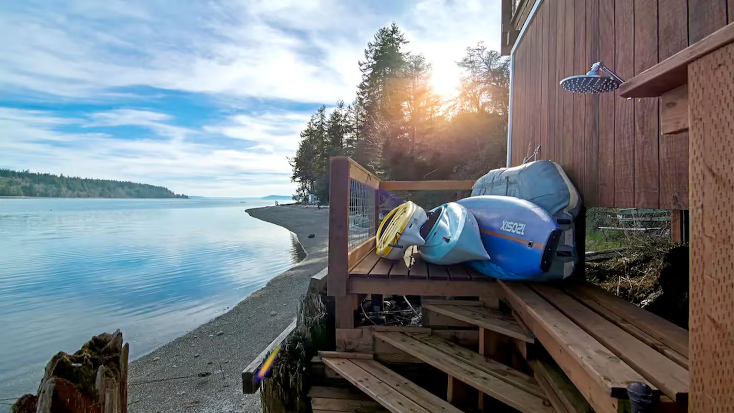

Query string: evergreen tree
0 169 188 198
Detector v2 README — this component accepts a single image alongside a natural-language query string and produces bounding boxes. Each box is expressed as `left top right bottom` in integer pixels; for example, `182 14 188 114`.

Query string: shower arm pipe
591 62 625 84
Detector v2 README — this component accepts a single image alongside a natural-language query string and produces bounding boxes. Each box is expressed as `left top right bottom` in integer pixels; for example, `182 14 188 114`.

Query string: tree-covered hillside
289 23 509 203
0 169 188 198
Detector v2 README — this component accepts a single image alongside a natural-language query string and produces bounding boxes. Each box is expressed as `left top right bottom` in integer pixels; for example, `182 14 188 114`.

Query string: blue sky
0 0 501 197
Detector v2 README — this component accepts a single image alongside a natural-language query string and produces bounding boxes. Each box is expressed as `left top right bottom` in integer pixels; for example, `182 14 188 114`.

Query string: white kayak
376 201 428 260
418 202 489 265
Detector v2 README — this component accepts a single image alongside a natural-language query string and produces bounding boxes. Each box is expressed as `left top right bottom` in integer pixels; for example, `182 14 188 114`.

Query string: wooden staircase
374 332 553 412
321 356 461 413
313 302 559 413
312 281 689 412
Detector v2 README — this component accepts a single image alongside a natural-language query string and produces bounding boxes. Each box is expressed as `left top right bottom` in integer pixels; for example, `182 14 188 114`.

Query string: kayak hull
419 202 489 265
456 196 562 280
377 201 428 260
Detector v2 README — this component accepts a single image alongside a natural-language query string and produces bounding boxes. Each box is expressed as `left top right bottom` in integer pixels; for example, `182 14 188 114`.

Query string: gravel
128 205 328 413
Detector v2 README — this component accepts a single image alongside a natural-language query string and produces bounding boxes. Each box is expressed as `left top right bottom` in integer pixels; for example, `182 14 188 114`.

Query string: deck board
369 258 393 279
407 333 546 399
563 281 689 358
500 281 653 413
409 254 428 279
532 284 689 403
422 304 534 343
446 265 470 281
374 332 553 413
351 254 380 277
322 358 431 413
389 257 410 278
355 360 462 413
427 263 449 280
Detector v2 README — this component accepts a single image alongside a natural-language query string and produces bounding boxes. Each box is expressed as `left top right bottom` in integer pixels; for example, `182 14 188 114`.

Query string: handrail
348 158 380 189
380 180 475 191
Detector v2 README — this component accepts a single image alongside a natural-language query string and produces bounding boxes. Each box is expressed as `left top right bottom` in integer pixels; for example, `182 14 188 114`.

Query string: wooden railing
327 156 479 331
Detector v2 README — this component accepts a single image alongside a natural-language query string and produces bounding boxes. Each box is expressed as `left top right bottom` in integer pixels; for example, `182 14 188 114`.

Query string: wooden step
527 358 593 413
374 332 554 413
499 281 654 413
309 386 388 413
321 357 462 413
422 303 535 343
564 280 689 361
532 284 689 403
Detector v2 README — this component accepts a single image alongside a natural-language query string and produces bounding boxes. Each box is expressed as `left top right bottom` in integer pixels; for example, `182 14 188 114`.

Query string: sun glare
429 67 461 99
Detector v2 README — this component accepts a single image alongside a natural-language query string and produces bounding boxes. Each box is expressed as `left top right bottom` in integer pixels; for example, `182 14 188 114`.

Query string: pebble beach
128 205 328 413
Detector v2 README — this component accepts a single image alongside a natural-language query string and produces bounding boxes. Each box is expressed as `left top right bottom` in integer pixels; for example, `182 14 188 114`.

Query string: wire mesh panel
348 178 376 250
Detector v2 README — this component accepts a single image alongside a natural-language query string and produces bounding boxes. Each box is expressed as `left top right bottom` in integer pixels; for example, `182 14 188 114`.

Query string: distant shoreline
0 196 190 199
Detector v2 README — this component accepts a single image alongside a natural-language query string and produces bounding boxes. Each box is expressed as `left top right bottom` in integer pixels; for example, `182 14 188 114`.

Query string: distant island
261 195 292 200
0 169 188 199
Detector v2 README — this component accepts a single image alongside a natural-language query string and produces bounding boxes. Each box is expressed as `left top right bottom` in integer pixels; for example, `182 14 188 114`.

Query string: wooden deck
350 248 490 282
321 156 690 412
347 248 494 297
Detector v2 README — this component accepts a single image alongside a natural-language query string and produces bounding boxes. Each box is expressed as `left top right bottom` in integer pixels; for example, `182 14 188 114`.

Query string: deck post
329 157 355 339
328 157 350 298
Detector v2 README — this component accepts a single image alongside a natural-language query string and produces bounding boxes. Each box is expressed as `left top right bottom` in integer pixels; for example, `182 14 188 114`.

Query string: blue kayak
456 196 562 280
418 202 489 265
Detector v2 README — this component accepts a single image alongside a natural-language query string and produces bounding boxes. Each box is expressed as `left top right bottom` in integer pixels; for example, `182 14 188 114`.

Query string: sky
0 0 501 197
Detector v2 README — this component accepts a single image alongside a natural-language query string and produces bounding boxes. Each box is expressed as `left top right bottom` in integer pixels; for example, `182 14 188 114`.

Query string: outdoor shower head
560 62 625 94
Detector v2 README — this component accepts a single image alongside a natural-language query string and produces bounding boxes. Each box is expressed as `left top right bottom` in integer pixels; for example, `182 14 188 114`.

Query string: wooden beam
242 318 297 394
307 386 372 400
311 397 385 412
423 304 535 343
528 359 593 413
564 281 689 358
431 329 480 350
347 278 492 297
422 308 475 328
379 180 475 192
688 44 734 411
374 332 553 413
348 159 380 189
321 358 433 413
532 285 688 403
409 333 544 399
328 156 350 297
499 281 648 413
564 282 688 369
348 237 375 271
660 85 689 134
335 328 372 353
355 360 463 413
619 22 734 97
318 351 373 360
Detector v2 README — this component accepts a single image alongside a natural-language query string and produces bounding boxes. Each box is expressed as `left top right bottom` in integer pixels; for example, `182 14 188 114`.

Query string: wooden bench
500 280 689 413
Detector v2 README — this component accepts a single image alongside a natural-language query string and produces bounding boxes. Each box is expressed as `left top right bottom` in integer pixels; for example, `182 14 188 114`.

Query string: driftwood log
12 330 129 413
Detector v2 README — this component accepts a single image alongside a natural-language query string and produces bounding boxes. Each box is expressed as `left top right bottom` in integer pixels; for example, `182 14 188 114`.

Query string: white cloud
206 112 311 153
0 0 500 102
0 108 295 196
0 0 502 196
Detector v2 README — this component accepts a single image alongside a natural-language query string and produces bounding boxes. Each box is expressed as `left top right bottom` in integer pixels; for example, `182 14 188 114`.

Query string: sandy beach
128 205 328 413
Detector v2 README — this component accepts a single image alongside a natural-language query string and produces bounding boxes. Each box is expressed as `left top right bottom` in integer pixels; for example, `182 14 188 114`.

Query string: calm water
0 198 303 401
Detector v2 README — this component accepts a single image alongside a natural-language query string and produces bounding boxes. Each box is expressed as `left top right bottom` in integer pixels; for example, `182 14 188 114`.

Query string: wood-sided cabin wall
507 0 734 209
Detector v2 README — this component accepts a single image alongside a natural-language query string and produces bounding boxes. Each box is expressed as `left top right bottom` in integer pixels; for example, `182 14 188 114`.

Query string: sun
429 66 461 99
